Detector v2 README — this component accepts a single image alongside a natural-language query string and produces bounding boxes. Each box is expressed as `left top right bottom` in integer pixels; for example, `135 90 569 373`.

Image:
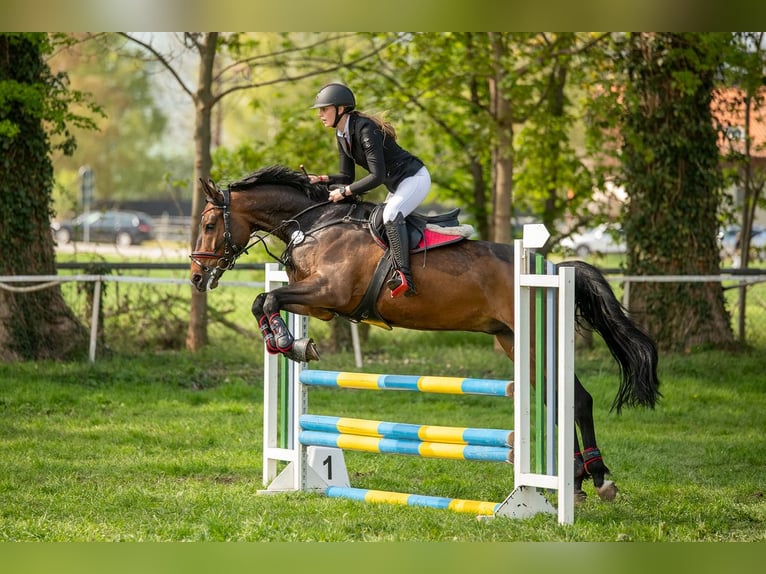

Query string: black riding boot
384 213 417 297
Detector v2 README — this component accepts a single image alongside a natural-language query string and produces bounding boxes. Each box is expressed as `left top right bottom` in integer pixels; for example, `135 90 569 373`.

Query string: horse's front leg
251 290 320 362
251 292 281 354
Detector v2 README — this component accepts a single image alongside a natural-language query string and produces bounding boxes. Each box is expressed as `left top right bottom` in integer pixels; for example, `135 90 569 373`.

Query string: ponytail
356 111 397 141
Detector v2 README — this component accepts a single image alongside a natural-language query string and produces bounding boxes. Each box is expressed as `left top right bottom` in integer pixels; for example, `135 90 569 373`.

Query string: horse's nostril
191 274 202 286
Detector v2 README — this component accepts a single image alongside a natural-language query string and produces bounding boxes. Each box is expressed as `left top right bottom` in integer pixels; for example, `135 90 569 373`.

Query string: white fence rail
0 273 264 362
2 270 765 362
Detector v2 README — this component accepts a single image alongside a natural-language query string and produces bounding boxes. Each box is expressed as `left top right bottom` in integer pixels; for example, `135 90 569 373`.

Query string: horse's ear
200 178 223 203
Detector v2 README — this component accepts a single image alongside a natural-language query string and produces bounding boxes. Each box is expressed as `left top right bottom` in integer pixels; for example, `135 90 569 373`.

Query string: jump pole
258 225 575 524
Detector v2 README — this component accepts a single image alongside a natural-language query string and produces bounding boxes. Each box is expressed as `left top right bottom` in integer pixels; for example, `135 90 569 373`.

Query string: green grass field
1 322 764 542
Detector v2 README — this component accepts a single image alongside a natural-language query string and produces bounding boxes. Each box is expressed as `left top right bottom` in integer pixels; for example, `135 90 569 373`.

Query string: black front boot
384 213 417 297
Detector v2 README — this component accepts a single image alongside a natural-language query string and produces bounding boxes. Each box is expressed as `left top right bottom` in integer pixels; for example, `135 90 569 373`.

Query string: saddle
367 204 467 253
343 204 473 329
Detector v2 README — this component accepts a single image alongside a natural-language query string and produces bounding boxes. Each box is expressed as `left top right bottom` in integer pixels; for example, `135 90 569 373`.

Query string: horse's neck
238 188 324 241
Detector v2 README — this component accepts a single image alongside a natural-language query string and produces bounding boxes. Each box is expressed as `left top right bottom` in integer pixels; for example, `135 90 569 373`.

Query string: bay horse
190 165 660 502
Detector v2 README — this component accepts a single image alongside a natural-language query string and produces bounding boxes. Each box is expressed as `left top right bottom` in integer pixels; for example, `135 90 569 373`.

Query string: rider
307 83 430 298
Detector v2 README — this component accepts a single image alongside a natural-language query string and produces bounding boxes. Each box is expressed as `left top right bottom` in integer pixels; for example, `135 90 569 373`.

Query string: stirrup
387 269 417 298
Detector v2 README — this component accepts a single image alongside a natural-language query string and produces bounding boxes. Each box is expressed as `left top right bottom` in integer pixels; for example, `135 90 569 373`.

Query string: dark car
52 210 155 246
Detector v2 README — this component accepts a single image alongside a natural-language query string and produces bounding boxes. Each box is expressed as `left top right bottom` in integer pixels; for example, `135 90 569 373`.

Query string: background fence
2 263 766 361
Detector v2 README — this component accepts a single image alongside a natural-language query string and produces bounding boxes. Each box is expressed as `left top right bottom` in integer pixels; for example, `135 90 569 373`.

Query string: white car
719 224 766 264
560 224 626 257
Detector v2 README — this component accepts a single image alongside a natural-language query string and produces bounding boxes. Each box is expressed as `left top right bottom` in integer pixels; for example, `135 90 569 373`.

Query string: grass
1 326 765 542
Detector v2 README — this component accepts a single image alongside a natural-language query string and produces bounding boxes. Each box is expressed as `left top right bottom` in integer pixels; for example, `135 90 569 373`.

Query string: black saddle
368 204 462 252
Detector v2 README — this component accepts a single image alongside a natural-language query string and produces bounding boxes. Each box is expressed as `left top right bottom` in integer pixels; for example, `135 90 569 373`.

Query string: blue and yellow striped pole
326 486 501 516
299 430 513 463
299 370 513 397
300 414 513 447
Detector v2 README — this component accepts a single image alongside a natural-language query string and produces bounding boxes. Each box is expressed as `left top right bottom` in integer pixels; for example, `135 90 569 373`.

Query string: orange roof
713 87 766 158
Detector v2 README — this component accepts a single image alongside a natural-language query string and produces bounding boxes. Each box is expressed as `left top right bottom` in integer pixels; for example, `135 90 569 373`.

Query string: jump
189 164 661 501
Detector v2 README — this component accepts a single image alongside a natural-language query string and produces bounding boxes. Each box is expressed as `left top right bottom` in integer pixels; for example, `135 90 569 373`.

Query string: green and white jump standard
258 224 576 524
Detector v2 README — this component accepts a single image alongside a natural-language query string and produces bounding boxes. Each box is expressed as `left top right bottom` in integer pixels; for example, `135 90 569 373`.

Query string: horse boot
268 312 294 353
258 315 279 355
385 213 417 298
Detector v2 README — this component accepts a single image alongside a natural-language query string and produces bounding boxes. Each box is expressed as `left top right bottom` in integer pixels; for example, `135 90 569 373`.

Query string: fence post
88 278 102 362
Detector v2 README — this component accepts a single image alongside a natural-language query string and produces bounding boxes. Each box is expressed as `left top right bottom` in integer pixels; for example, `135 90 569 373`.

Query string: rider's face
318 105 344 127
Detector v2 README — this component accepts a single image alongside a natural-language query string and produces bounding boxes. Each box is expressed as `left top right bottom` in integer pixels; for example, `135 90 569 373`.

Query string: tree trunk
488 33 514 245
623 33 734 351
0 34 88 361
186 33 218 351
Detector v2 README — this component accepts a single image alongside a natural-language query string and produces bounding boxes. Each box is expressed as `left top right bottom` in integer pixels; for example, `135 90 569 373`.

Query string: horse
189 164 661 502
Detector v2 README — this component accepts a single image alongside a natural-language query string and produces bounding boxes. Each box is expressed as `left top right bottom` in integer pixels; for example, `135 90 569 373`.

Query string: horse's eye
205 223 216 231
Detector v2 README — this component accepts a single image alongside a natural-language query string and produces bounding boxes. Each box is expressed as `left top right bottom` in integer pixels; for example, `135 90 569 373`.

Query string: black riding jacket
328 113 424 195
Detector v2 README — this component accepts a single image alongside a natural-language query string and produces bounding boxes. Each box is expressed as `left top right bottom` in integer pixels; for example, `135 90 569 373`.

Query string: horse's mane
228 165 327 202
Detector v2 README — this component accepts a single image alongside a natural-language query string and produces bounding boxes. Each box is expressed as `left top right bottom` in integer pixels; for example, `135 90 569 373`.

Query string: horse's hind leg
573 433 587 502
495 331 597 501
575 374 618 501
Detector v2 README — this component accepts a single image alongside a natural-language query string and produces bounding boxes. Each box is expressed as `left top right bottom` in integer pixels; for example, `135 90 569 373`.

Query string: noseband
190 187 242 275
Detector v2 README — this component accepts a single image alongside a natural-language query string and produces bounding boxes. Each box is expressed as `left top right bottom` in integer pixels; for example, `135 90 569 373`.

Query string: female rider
307 83 431 298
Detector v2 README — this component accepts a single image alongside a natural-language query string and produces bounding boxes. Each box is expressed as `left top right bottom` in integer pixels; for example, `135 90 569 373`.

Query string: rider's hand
308 174 328 185
329 185 346 202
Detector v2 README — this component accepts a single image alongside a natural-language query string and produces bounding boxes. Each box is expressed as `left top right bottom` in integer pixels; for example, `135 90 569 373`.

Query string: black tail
559 260 661 413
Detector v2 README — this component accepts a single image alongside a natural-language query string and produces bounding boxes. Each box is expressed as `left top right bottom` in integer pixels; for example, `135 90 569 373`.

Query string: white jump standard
259 224 576 524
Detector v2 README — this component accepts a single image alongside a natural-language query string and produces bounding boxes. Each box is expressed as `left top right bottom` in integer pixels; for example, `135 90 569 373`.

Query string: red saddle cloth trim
416 228 465 251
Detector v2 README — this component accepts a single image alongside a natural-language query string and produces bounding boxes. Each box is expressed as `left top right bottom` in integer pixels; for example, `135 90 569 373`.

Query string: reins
190 183 368 272
276 200 369 266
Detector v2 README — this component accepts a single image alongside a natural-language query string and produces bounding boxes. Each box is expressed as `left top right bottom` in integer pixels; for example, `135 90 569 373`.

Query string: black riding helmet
311 83 355 127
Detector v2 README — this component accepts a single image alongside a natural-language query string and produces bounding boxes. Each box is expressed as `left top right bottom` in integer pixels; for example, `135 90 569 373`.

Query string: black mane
228 165 328 202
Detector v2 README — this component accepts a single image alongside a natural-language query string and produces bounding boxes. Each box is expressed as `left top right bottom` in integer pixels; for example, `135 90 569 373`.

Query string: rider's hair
355 111 397 141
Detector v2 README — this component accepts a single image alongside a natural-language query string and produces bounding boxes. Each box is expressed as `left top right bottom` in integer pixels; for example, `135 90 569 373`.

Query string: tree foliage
19 32 763 355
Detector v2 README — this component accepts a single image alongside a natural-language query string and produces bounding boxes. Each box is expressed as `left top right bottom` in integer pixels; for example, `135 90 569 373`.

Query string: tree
345 33 607 246
0 33 98 360
619 33 735 351
117 32 395 351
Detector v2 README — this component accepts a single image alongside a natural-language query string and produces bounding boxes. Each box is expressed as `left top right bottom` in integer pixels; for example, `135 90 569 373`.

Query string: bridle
189 187 245 278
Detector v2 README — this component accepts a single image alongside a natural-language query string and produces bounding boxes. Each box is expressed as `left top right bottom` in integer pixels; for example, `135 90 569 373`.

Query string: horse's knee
251 292 267 318
252 291 281 318
261 292 283 317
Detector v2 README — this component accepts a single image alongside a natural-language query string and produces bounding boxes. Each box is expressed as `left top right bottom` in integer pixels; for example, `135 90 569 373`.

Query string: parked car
559 224 626 257
52 210 155 246
718 224 766 263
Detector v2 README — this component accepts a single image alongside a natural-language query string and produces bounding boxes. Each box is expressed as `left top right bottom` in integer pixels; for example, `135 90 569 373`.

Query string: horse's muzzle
190 271 219 292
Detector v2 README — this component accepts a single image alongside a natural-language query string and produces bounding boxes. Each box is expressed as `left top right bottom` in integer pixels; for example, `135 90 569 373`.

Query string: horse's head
190 179 252 292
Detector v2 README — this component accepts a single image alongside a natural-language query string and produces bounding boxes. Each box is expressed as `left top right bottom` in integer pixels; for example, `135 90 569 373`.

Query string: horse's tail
559 260 661 413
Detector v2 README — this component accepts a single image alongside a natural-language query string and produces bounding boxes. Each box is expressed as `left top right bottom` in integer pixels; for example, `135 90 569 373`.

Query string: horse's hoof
596 480 618 501
304 339 321 361
574 490 588 505
285 338 320 362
